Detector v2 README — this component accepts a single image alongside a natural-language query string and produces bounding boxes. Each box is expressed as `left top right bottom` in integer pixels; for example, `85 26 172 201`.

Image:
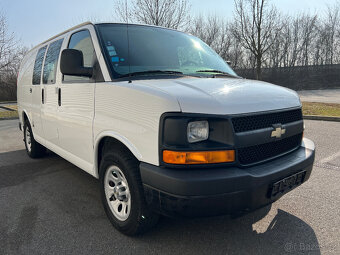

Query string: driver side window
64 30 95 82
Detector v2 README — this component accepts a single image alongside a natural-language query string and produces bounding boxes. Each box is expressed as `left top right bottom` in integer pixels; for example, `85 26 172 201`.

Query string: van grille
232 109 302 133
238 133 303 165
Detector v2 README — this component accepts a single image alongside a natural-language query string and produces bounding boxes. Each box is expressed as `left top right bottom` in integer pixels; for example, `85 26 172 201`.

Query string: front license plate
270 170 307 198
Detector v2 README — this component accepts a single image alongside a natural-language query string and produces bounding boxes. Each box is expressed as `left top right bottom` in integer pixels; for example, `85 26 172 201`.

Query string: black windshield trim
119 70 184 78
114 74 201 82
196 69 240 78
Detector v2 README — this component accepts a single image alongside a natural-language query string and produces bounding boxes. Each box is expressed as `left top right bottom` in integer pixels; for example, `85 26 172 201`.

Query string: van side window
64 30 95 82
43 39 63 84
32 46 47 85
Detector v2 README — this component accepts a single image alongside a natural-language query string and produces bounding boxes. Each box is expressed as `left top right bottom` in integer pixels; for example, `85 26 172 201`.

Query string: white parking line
320 150 340 164
315 162 340 170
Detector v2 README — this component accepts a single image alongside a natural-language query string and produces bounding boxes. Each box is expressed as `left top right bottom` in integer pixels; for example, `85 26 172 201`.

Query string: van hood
136 77 301 115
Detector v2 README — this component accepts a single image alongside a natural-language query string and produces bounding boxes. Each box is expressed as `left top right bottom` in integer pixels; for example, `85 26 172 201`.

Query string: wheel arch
94 131 143 178
22 109 31 126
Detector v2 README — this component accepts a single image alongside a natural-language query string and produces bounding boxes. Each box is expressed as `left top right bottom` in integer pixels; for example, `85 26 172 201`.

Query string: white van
17 22 315 235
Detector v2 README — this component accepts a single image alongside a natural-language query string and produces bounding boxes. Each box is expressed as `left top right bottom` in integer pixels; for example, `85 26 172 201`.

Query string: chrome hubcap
25 127 32 152
104 166 131 221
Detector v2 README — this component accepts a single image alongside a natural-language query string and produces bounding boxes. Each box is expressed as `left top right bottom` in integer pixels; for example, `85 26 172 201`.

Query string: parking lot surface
0 119 339 255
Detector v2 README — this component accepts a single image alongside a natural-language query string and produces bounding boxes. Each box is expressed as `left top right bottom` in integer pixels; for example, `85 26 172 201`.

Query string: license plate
270 170 307 198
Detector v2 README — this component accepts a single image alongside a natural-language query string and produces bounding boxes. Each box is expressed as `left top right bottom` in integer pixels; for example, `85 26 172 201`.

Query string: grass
0 110 18 119
2 105 18 111
302 102 340 117
0 104 19 119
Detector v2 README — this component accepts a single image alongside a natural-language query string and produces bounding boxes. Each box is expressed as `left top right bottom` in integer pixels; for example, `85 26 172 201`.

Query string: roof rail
30 21 93 52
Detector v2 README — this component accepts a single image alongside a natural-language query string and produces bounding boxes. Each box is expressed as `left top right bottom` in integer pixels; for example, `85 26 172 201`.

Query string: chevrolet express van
17 22 315 235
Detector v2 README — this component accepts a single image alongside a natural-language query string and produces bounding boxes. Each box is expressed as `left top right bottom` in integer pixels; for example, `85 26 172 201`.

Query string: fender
93 131 143 178
21 109 32 127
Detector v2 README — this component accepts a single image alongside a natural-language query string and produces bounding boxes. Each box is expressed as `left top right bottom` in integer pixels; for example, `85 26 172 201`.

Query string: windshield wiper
196 69 238 78
120 70 183 78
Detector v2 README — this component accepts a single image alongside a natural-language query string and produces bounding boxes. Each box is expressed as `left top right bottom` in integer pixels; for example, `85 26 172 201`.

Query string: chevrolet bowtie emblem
271 124 286 138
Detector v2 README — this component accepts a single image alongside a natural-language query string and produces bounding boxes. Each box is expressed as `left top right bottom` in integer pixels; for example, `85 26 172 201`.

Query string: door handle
29 88 32 93
58 88 61 106
42 88 45 104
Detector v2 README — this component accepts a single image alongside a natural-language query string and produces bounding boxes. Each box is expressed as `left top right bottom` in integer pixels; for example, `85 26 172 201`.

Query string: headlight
187 121 209 143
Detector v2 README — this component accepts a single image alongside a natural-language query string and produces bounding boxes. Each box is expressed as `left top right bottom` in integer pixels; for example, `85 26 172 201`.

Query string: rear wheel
99 143 159 235
23 119 46 158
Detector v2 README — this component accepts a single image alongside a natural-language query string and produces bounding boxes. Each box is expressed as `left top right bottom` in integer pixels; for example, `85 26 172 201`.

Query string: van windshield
95 24 237 79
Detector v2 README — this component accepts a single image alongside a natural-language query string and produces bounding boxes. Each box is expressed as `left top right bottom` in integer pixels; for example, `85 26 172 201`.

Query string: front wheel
104 165 132 222
99 145 159 235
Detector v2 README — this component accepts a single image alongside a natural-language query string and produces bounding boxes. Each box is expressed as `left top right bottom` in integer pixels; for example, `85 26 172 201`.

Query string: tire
23 119 46 158
99 143 159 236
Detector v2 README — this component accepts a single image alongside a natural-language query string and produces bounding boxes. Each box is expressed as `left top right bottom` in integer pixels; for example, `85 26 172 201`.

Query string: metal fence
0 82 16 101
236 64 340 90
0 69 16 101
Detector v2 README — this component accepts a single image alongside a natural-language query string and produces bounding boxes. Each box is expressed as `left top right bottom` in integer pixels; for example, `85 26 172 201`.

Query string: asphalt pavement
0 119 339 255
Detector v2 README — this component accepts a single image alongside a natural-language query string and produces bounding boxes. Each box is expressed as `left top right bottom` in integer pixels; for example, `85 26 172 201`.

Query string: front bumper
140 138 315 217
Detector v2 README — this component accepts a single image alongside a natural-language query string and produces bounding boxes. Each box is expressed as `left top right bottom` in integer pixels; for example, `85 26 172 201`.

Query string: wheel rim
104 165 131 221
25 127 32 152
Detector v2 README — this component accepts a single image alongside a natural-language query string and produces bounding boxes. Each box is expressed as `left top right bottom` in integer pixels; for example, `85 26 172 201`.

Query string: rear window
32 46 47 85
43 39 63 84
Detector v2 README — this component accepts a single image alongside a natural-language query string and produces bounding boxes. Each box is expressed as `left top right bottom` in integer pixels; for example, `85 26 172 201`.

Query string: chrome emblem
271 124 286 138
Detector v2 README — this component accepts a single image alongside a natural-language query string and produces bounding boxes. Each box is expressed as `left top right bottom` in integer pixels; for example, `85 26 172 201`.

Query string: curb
0 106 15 111
0 117 19 121
303 115 340 122
0 101 17 104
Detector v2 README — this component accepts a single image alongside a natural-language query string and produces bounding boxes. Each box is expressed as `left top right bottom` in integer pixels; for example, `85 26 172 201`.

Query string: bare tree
267 14 317 68
0 12 26 101
185 1 340 89
189 14 246 68
232 0 280 80
266 15 290 68
287 16 303 67
320 4 339 64
278 14 317 68
299 14 318 66
189 14 222 47
113 0 190 29
0 13 17 72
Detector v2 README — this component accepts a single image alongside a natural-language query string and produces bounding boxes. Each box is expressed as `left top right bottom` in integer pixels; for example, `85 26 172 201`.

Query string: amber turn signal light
163 150 235 165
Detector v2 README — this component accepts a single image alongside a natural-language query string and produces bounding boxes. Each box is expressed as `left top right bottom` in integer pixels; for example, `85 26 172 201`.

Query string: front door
57 28 97 166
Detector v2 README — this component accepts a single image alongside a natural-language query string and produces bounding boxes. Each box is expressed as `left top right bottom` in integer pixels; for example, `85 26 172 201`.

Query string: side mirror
226 61 232 65
60 49 93 77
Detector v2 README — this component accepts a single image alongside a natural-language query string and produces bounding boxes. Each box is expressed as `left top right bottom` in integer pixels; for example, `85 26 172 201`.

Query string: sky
0 0 338 48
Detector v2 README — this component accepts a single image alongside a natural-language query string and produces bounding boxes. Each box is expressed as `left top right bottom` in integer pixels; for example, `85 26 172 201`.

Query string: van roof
94 22 180 32
28 21 93 53
28 22 184 53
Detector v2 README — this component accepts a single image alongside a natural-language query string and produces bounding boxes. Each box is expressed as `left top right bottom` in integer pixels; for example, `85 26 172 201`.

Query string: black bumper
140 138 315 217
